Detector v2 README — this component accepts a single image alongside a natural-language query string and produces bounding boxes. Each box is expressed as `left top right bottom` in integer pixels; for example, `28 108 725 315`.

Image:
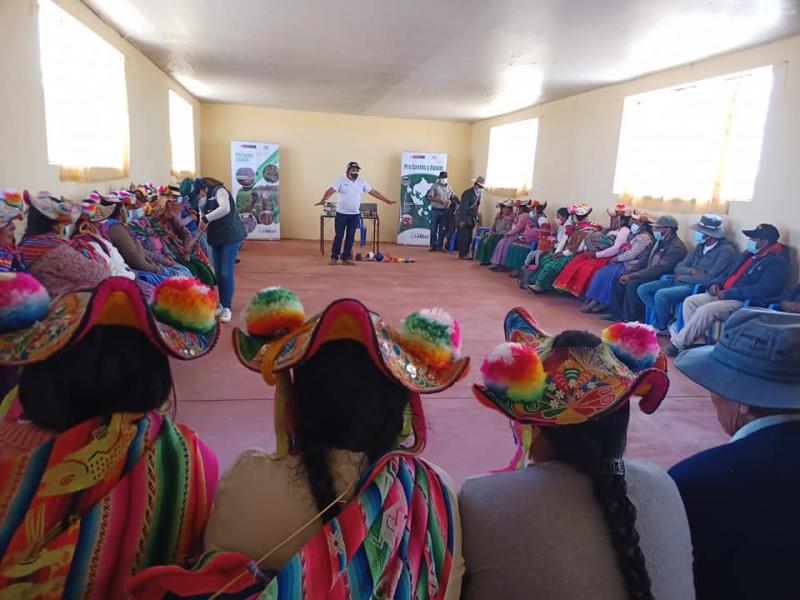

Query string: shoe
509 270 521 278
342 259 356 266
664 343 680 357
235 258 241 264
220 308 232 324
329 258 338 266
429 248 436 252
589 304 607 314
527 284 544 294
215 304 224 317
459 256 472 260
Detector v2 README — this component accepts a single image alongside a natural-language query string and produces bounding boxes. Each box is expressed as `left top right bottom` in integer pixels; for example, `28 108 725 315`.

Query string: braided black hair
291 339 408 522
543 330 654 600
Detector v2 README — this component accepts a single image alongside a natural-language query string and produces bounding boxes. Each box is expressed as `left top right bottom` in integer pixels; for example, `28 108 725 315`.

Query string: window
38 0 129 181
486 118 539 195
613 66 773 211
168 90 196 177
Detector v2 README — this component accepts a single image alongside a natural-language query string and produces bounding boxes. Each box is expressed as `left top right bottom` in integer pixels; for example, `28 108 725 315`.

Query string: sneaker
342 259 356 266
329 258 338 266
656 328 670 337
220 308 232 324
215 304 224 317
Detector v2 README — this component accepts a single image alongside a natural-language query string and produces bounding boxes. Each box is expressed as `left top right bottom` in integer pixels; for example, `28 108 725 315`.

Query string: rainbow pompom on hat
0 276 220 366
473 307 669 428
242 287 306 339
232 291 471 459
0 273 50 334
153 277 218 334
400 308 462 370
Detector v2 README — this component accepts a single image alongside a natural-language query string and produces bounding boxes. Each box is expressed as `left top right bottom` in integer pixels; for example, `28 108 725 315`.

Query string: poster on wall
397 151 447 245
230 140 280 240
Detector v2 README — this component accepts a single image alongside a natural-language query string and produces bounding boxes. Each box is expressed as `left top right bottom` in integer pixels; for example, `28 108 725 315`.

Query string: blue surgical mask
654 231 664 242
630 223 641 235
130 208 145 220
746 239 759 254
694 231 706 243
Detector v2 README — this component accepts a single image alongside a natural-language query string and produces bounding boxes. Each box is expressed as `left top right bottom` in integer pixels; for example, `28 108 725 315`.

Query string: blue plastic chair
447 228 458 252
471 227 491 258
358 217 367 246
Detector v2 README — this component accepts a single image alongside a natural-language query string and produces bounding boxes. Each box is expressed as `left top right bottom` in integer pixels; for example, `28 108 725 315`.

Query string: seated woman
128 289 469 599
460 310 694 599
0 189 24 273
502 200 549 277
489 199 531 271
582 212 654 314
554 203 632 298
476 199 514 265
150 186 215 286
0 274 220 597
527 203 600 294
18 192 110 296
73 195 136 280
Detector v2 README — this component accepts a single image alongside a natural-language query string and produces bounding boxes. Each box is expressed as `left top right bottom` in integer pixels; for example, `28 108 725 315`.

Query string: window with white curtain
613 66 773 208
168 90 196 177
486 118 539 194
38 0 129 181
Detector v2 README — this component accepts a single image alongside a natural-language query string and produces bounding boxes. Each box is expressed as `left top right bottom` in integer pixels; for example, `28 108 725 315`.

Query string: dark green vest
206 184 246 247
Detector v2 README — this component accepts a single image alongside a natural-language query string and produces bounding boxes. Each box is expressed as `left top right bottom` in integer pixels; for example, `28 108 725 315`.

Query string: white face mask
440 178 448 185
475 187 482 196
630 223 641 235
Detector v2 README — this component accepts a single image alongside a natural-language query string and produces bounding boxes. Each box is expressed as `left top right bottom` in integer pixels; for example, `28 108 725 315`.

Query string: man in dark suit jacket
606 214 688 321
456 176 485 259
669 309 800 600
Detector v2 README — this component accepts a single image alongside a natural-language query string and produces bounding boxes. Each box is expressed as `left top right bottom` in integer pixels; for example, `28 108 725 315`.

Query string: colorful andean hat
80 193 115 223
27 191 79 224
233 288 470 457
631 210 653 223
474 307 669 427
158 184 181 199
569 203 592 217
0 275 220 364
0 189 23 228
607 203 631 217
531 199 547 209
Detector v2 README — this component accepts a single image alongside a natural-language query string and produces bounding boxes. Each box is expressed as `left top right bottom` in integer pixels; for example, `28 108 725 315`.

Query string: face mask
654 230 664 242
746 239 759 254
440 178 448 185
63 224 74 238
694 231 706 243
130 208 145 220
475 187 482 196
630 223 641 235
349 172 359 181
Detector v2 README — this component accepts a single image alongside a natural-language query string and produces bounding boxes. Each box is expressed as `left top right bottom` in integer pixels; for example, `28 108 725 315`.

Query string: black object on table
319 214 380 255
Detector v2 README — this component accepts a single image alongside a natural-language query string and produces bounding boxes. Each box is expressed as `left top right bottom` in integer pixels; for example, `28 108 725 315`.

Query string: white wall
0 0 201 198
472 35 800 280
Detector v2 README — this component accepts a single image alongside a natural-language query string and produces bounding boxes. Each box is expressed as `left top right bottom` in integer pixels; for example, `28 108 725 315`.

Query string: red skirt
553 254 610 297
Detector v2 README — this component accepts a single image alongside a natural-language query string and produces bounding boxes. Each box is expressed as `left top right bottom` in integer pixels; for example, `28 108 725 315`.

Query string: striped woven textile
0 411 218 599
127 453 456 600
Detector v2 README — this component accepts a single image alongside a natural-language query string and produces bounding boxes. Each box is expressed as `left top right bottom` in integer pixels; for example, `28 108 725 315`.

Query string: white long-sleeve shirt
202 187 231 223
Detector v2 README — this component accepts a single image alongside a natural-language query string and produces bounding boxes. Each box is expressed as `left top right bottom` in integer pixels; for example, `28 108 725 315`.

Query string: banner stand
231 140 281 240
397 152 447 246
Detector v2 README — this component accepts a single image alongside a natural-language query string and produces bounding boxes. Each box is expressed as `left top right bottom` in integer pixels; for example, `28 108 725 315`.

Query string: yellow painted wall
0 0 200 198
200 103 472 242
471 34 800 279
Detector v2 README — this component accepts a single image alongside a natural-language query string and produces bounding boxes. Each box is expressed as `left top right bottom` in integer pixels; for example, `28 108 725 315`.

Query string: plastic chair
471 227 491 258
448 228 458 252
358 217 367 246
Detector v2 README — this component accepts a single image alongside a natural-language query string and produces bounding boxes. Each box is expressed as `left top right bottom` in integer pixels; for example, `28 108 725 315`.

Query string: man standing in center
316 161 395 265
456 176 485 260
427 171 454 252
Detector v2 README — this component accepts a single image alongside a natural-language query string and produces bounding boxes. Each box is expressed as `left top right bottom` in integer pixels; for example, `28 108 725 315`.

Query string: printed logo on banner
397 151 448 246
231 140 281 241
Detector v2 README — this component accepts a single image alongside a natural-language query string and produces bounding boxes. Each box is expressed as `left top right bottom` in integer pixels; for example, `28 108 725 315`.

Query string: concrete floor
173 239 727 485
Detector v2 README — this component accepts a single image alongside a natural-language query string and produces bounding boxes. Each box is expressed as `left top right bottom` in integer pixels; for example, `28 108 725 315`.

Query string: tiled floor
174 239 727 484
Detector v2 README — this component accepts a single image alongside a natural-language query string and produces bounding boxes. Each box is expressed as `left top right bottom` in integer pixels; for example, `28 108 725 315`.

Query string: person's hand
689 268 703 276
314 199 325 207
163 255 175 266
675 274 684 282
708 284 721 296
717 290 728 300
619 274 630 285
199 219 208 232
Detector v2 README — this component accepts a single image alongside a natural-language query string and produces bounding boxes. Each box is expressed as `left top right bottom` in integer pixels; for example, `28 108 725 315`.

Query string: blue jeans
430 209 447 249
331 212 360 260
637 279 694 330
212 241 241 309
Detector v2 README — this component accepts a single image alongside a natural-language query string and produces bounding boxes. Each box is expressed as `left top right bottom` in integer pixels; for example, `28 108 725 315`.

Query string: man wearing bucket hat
666 223 789 355
456 176 485 259
669 309 800 599
637 214 737 334
605 214 687 322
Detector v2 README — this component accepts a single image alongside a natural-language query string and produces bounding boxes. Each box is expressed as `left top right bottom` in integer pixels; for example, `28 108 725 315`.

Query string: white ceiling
83 0 800 122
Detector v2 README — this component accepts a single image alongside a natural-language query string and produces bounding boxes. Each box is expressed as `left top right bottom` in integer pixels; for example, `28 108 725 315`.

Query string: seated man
637 214 737 334
666 223 789 355
779 284 800 314
604 215 687 322
669 309 800 600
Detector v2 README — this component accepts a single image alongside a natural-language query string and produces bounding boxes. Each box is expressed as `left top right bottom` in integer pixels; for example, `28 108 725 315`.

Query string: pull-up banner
397 151 447 245
231 140 280 240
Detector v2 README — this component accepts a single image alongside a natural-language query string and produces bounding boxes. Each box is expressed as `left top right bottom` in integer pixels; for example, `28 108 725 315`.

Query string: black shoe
235 258 241 264
429 248 436 252
664 343 680 357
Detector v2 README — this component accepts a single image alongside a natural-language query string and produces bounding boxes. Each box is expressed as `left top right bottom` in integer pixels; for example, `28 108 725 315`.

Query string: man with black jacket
666 223 789 355
456 176 485 259
605 215 688 322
